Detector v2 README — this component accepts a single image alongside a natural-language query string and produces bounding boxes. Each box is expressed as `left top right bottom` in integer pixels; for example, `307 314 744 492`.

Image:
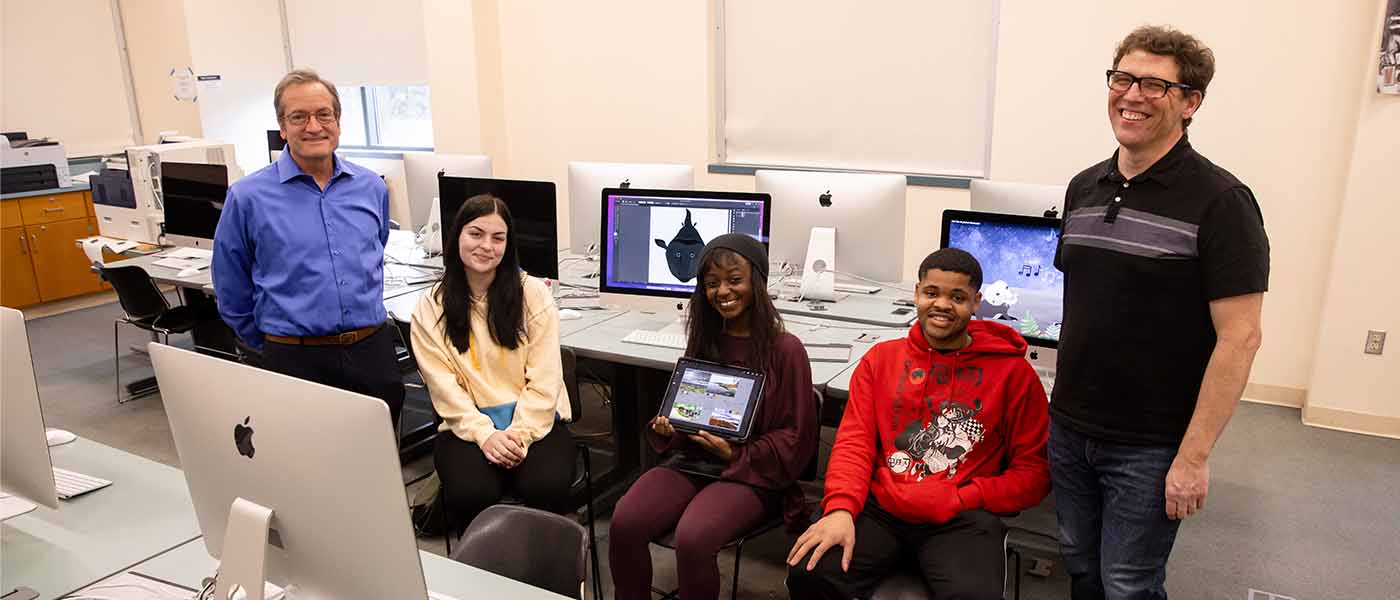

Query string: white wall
420 0 485 155
181 0 287 175
1305 2 1400 438
119 0 202 144
2 0 136 155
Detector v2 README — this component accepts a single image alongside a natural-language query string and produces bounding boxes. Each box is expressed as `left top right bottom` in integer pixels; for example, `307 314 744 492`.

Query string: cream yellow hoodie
409 275 569 449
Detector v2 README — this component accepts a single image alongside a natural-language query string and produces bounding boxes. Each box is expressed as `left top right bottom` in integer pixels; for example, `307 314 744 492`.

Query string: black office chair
649 387 824 600
868 536 1022 600
451 504 590 599
438 346 602 600
100 265 201 403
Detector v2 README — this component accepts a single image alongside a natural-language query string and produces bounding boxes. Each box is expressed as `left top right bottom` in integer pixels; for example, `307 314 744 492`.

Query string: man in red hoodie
786 248 1051 599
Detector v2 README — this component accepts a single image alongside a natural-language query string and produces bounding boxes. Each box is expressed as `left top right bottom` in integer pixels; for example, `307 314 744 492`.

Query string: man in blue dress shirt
213 69 403 424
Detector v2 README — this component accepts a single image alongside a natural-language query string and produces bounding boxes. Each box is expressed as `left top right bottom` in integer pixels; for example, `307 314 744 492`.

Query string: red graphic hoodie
822 320 1050 524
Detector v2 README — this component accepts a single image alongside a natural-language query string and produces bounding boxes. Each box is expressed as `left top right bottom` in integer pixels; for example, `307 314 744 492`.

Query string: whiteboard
719 1 1000 178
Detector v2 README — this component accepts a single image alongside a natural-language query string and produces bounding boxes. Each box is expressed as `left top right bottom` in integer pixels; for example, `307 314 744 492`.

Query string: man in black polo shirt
1051 25 1269 599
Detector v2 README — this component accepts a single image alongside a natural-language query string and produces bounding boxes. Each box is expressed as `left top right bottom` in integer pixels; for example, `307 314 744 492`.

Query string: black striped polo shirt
1051 135 1269 445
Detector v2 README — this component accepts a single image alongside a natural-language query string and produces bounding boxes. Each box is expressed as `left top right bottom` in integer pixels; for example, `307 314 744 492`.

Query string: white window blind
1 0 136 156
720 1 999 178
284 0 428 86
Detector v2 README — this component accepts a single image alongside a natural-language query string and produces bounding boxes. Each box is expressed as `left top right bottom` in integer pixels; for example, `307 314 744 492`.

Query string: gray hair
273 69 342 121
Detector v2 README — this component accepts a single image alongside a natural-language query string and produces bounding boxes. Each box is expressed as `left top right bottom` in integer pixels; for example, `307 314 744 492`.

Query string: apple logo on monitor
234 416 255 459
818 190 832 207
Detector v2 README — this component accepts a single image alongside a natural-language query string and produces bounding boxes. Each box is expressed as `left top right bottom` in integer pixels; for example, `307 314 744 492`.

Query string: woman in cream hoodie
410 194 573 530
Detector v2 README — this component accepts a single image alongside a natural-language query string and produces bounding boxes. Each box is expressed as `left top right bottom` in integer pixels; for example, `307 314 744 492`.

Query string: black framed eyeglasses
1105 69 1196 99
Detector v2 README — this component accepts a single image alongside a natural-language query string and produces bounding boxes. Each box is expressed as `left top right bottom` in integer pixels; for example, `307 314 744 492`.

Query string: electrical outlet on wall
1364 330 1386 355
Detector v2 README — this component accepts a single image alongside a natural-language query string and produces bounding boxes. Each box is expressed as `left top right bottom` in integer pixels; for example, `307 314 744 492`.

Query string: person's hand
689 430 734 461
482 431 526 469
787 510 856 572
650 416 676 437
1165 454 1209 520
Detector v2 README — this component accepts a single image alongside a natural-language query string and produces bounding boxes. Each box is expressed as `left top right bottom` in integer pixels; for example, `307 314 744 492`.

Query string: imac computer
160 162 229 250
567 162 693 255
1 307 58 519
1 307 103 522
150 343 452 600
403 153 492 231
939 209 1063 373
598 187 769 314
438 176 559 281
969 179 1066 219
755 169 907 299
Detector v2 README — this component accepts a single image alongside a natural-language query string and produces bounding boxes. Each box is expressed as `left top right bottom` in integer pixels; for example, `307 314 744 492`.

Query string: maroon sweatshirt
822 320 1050 524
649 332 819 527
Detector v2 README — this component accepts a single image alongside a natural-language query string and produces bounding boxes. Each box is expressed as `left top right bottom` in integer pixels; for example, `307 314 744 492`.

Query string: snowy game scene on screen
945 218 1064 342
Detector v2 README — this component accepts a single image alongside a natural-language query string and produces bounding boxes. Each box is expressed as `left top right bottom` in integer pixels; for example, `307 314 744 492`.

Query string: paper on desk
82 238 108 265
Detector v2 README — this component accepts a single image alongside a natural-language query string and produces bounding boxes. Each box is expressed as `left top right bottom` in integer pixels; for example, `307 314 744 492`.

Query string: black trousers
260 324 404 426
433 425 575 530
786 499 1007 600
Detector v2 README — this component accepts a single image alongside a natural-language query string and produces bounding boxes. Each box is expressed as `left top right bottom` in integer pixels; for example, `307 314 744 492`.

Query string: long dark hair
435 194 524 353
683 249 784 371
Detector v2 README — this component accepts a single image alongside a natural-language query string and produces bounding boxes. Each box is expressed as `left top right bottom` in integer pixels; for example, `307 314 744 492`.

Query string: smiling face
914 268 982 350
278 82 340 163
457 212 509 277
1108 50 1202 157
702 253 754 329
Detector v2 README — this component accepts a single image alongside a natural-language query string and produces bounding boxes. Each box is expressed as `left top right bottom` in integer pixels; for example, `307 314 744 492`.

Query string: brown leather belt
264 323 383 346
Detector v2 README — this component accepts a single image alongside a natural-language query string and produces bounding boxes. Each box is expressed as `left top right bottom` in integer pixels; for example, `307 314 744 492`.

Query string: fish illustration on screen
654 209 706 282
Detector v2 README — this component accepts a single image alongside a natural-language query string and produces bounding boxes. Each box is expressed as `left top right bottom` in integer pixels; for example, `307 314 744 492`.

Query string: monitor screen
599 188 770 298
438 176 558 280
160 162 228 241
940 209 1063 348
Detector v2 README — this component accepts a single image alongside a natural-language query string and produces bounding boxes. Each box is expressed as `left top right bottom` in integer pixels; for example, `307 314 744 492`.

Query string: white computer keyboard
621 329 687 350
164 247 213 260
53 467 111 500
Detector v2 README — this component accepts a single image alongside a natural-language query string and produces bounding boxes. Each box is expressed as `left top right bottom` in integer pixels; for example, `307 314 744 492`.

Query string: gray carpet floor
22 298 1400 599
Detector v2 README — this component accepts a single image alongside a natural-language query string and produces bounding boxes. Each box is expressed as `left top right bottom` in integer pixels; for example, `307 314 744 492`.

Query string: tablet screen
659 359 766 441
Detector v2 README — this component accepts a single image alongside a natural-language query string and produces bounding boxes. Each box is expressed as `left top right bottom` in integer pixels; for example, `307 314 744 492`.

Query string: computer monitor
160 161 228 250
969 179 1066 218
150 343 433 599
438 176 559 280
756 169 907 284
939 209 1063 367
1 307 59 519
403 153 492 231
598 187 769 311
567 162 694 255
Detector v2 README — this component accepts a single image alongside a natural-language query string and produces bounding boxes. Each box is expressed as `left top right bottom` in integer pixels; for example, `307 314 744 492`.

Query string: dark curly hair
1113 25 1215 127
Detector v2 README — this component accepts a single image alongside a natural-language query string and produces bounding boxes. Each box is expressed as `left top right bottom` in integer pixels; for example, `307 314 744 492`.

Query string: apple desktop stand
0 494 38 520
799 227 837 302
217 497 274 600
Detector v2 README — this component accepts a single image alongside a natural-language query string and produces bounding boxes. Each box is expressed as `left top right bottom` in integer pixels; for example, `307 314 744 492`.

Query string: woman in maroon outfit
609 234 819 600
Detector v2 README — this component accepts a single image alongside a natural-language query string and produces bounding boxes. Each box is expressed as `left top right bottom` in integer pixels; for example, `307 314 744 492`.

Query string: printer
93 139 243 244
0 133 71 194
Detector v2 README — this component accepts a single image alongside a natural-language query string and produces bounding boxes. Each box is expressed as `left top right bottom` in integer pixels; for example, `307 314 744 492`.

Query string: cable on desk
385 255 445 273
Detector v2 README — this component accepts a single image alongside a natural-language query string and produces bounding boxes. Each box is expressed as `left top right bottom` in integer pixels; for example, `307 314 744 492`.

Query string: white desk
113 537 571 599
0 438 200 600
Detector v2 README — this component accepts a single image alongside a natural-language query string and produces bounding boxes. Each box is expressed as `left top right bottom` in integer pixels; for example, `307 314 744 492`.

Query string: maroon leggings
609 466 777 600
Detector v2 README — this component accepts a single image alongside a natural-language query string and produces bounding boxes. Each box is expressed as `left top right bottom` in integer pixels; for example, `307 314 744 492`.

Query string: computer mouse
46 428 77 447
177 267 203 278
558 308 583 320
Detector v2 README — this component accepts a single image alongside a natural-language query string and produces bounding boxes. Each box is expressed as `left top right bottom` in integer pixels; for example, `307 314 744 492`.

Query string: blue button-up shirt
213 151 389 349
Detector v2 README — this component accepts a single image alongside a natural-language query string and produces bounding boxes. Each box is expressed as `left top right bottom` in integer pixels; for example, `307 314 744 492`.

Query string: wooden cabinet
1 226 41 307
1 190 103 308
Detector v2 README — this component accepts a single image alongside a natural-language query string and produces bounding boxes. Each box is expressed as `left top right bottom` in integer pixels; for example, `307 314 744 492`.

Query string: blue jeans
1049 418 1182 600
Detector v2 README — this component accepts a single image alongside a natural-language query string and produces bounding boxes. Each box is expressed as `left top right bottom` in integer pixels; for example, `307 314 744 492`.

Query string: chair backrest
451 504 587 599
561 346 582 422
100 265 170 321
800 386 823 482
